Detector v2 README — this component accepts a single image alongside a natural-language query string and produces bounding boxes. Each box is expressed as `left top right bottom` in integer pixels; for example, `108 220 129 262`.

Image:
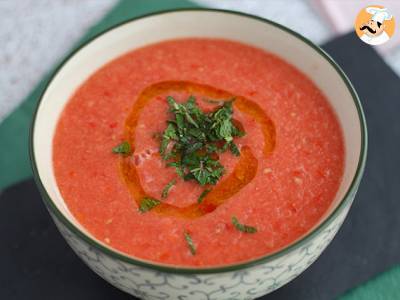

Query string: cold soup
53 38 344 267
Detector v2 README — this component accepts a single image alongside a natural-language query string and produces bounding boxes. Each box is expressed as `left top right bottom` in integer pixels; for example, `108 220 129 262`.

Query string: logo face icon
355 5 395 45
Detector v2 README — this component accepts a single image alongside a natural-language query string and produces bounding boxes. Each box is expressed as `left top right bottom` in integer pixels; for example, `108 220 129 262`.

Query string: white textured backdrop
0 0 117 122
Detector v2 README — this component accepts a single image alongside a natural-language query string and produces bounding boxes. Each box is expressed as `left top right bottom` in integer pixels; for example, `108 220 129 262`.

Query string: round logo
354 5 395 45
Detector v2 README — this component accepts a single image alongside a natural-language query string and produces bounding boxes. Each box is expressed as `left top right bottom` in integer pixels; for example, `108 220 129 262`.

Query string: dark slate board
1 32 399 300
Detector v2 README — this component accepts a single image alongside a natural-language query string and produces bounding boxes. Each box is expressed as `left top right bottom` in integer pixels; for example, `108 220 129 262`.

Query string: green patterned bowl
30 9 367 299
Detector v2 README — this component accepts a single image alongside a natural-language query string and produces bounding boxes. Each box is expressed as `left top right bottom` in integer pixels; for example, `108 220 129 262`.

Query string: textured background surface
0 0 117 122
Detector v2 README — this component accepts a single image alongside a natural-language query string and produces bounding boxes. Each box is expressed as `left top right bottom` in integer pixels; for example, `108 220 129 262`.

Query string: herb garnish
232 216 257 233
161 179 176 199
197 189 211 204
139 197 160 213
184 232 196 255
158 96 245 186
112 141 131 155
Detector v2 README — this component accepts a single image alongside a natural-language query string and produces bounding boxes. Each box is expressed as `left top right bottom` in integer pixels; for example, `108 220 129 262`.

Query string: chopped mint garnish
158 96 245 186
161 179 176 199
112 141 131 155
139 197 160 213
197 189 211 204
232 216 257 233
184 232 196 255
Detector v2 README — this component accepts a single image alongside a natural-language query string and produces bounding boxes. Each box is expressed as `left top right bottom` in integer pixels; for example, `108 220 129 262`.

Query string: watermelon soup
53 38 344 267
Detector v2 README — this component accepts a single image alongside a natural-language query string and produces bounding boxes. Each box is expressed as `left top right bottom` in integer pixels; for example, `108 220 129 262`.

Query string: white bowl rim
29 8 368 274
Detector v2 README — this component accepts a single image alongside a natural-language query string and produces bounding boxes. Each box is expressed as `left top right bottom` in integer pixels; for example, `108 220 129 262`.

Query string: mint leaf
161 179 176 199
186 154 224 186
112 141 131 155
232 216 257 233
167 161 185 178
139 197 161 213
197 189 211 203
184 232 196 255
230 142 240 156
160 123 178 159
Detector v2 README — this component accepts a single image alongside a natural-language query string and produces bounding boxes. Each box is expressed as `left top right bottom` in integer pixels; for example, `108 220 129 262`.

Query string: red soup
53 38 344 267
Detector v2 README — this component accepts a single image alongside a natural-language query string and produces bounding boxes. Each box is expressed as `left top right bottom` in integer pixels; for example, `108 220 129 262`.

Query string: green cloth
0 0 199 190
0 0 399 299
339 266 400 300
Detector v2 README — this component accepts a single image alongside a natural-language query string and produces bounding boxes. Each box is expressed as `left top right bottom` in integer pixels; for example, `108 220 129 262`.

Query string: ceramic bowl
30 9 367 300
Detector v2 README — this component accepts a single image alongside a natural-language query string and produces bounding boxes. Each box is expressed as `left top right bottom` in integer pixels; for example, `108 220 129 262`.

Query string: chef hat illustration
365 6 393 24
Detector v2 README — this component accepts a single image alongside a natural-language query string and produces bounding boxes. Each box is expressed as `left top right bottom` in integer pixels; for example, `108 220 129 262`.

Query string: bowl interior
32 10 364 266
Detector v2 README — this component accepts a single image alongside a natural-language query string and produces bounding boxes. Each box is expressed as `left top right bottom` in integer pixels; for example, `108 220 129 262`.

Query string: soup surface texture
53 38 344 267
